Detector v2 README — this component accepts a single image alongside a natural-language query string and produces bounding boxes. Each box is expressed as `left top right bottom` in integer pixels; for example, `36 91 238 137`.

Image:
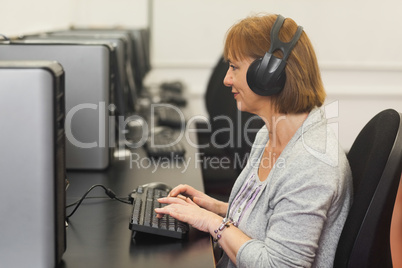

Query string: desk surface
60 119 215 268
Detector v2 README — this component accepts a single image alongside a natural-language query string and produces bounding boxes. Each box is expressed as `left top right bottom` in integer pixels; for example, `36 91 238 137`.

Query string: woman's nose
223 69 232 87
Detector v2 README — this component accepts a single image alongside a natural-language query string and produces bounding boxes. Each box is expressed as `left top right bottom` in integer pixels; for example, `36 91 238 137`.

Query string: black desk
60 122 215 268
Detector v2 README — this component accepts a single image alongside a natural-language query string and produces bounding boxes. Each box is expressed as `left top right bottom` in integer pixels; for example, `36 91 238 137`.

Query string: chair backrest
334 109 402 268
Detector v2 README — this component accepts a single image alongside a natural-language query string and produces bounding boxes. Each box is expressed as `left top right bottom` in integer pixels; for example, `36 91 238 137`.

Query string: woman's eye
230 64 237 70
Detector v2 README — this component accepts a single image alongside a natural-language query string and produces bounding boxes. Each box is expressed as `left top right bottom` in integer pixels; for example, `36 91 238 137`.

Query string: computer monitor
139 27 152 74
129 28 149 93
0 61 66 267
59 27 151 97
21 33 133 117
43 30 138 115
0 40 115 170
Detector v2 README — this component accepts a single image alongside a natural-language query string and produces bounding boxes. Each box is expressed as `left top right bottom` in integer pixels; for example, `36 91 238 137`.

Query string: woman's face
223 57 267 114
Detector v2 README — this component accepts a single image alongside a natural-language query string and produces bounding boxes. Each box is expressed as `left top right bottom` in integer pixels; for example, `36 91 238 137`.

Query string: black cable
66 196 110 208
66 184 131 221
66 195 131 208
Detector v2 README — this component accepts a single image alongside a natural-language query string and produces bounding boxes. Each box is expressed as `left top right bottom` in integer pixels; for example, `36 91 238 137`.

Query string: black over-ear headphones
246 15 303 96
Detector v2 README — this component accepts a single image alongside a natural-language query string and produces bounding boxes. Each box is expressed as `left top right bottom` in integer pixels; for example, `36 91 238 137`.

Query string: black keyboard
160 81 184 93
156 106 186 128
159 90 187 106
129 183 189 239
144 130 186 158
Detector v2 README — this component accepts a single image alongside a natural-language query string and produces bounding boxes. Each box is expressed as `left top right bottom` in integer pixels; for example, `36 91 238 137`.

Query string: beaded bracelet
213 218 234 242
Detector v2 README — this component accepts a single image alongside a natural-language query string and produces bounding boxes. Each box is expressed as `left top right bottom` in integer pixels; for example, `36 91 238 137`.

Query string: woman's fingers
154 202 182 218
176 194 187 202
155 195 199 218
167 184 187 197
168 184 197 199
157 196 196 206
157 196 185 204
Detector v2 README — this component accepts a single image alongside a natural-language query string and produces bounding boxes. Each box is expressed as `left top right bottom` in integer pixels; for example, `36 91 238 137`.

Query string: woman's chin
236 101 247 112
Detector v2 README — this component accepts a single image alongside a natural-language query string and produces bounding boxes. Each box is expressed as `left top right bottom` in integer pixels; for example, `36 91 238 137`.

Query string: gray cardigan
217 108 353 268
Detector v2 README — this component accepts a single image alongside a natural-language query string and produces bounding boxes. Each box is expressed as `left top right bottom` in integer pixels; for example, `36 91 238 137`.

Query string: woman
155 13 353 268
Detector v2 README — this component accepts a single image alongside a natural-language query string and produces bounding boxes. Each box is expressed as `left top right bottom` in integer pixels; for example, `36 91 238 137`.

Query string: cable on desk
66 184 131 221
66 196 112 208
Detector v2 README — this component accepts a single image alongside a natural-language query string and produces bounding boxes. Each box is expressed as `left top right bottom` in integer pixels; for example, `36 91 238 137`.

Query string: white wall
71 0 148 28
152 0 402 66
1 0 402 149
0 0 148 35
149 0 402 95
0 0 74 35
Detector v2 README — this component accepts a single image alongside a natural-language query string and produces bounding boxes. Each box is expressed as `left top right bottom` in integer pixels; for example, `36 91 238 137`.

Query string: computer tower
30 30 137 116
0 40 115 169
48 29 139 113
66 27 149 95
0 61 66 267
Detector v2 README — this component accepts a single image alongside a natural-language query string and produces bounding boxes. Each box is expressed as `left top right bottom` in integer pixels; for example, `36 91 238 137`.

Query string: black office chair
334 109 402 268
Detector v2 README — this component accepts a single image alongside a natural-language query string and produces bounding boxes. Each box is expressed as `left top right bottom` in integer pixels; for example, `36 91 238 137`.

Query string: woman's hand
167 184 228 216
155 196 222 233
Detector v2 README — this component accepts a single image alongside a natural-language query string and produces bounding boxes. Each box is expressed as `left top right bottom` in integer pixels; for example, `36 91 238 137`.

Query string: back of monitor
0 42 114 169
23 33 135 116
0 61 66 267
48 29 138 113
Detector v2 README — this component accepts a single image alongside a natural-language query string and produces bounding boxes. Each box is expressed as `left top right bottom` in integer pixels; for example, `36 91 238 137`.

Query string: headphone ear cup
247 55 287 96
246 58 264 95
246 15 303 97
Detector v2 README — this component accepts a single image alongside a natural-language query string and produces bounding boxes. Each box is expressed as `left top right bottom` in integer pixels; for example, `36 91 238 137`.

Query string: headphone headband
269 15 303 61
247 15 303 96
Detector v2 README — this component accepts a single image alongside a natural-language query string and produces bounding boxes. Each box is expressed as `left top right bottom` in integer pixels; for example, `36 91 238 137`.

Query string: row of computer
0 27 187 267
1 27 152 169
